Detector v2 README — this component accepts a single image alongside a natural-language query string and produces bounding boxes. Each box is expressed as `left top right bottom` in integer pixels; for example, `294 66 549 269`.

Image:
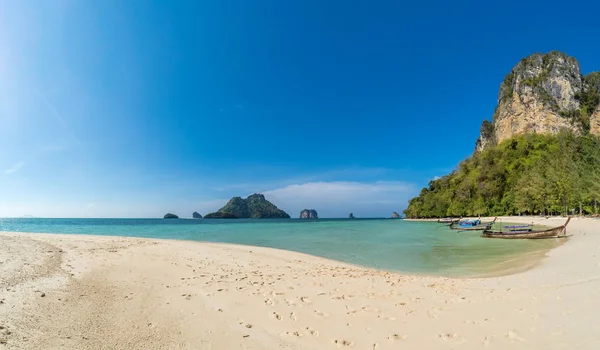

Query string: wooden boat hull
450 224 492 231
482 218 570 239
438 219 459 224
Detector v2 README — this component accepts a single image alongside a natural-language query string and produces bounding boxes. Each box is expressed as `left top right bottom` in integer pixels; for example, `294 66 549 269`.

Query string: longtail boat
482 217 571 239
437 218 460 224
449 217 497 231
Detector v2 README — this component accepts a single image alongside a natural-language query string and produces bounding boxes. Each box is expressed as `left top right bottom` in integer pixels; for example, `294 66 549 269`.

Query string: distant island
405 51 600 218
163 213 179 219
392 212 400 219
300 209 318 219
348 213 355 219
204 212 238 219
192 212 202 219
204 194 290 219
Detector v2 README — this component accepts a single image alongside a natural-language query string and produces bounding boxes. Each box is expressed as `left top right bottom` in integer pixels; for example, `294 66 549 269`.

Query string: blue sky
1 0 599 218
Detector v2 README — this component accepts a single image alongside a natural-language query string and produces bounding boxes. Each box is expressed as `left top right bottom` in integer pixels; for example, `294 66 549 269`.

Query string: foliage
205 194 291 219
203 211 238 219
404 132 600 218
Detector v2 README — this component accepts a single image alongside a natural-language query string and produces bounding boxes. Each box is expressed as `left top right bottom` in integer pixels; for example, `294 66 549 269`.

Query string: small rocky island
300 209 318 219
163 213 179 219
348 213 355 219
392 212 400 219
204 194 290 219
192 212 202 219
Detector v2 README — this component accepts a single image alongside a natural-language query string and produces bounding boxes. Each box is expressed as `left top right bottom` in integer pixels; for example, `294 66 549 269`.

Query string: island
163 213 179 219
300 209 318 219
192 212 202 219
392 212 401 219
348 213 355 219
204 194 291 219
203 212 238 219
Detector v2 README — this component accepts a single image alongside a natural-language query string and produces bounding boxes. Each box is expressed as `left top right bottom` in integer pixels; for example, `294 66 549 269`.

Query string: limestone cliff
592 107 600 135
586 72 600 135
476 51 600 151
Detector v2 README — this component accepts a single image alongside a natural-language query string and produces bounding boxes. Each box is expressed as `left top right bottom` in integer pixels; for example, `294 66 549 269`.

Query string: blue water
0 218 560 277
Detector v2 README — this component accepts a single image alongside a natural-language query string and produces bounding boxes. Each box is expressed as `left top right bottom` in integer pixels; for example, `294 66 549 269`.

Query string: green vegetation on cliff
205 194 291 219
404 132 600 218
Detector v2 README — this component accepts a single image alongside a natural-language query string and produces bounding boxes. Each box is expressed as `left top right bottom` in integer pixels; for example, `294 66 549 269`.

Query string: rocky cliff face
192 212 202 219
587 72 600 135
476 51 600 151
592 108 600 135
300 209 318 219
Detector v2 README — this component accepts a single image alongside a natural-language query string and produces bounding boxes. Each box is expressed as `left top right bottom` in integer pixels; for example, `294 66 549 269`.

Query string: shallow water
0 218 563 277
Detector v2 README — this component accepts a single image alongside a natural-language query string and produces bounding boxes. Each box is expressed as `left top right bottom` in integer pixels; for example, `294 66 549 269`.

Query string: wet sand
1 216 599 349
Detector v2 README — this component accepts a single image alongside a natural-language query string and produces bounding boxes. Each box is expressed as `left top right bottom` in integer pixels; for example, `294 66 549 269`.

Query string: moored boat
437 218 460 224
482 218 571 239
449 217 497 231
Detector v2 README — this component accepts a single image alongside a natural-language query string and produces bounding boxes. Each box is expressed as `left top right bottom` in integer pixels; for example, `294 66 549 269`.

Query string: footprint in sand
284 299 297 307
305 327 319 336
438 333 464 342
361 306 379 312
314 310 329 317
290 312 297 321
245 324 253 329
506 330 525 341
265 298 275 306
334 339 354 347
272 312 282 320
300 297 311 303
285 331 303 337
483 336 493 347
388 334 407 341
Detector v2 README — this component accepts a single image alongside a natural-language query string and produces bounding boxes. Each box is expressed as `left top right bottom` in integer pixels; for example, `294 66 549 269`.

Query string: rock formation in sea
203 212 238 219
192 212 202 219
300 209 318 219
476 51 600 151
204 194 291 219
348 213 355 219
163 213 179 219
392 212 400 219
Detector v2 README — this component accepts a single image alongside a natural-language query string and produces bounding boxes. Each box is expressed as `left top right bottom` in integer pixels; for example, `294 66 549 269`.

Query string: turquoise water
0 218 561 277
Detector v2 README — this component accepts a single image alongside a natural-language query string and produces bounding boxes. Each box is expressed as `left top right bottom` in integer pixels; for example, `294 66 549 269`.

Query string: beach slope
1 216 599 349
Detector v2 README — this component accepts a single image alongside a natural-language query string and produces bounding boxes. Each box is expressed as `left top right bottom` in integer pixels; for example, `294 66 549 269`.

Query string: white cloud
263 181 417 218
5 161 25 174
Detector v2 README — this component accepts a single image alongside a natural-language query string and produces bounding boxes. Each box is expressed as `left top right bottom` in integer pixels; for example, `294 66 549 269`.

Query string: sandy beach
1 216 599 349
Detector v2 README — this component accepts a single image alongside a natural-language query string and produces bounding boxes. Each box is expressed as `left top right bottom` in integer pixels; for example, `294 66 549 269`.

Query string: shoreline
0 216 564 279
1 216 599 349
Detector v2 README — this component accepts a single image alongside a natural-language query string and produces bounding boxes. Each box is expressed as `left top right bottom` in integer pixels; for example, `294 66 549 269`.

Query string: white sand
0 216 599 349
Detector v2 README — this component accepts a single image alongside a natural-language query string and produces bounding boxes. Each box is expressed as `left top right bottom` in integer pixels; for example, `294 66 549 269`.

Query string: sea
0 218 562 277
